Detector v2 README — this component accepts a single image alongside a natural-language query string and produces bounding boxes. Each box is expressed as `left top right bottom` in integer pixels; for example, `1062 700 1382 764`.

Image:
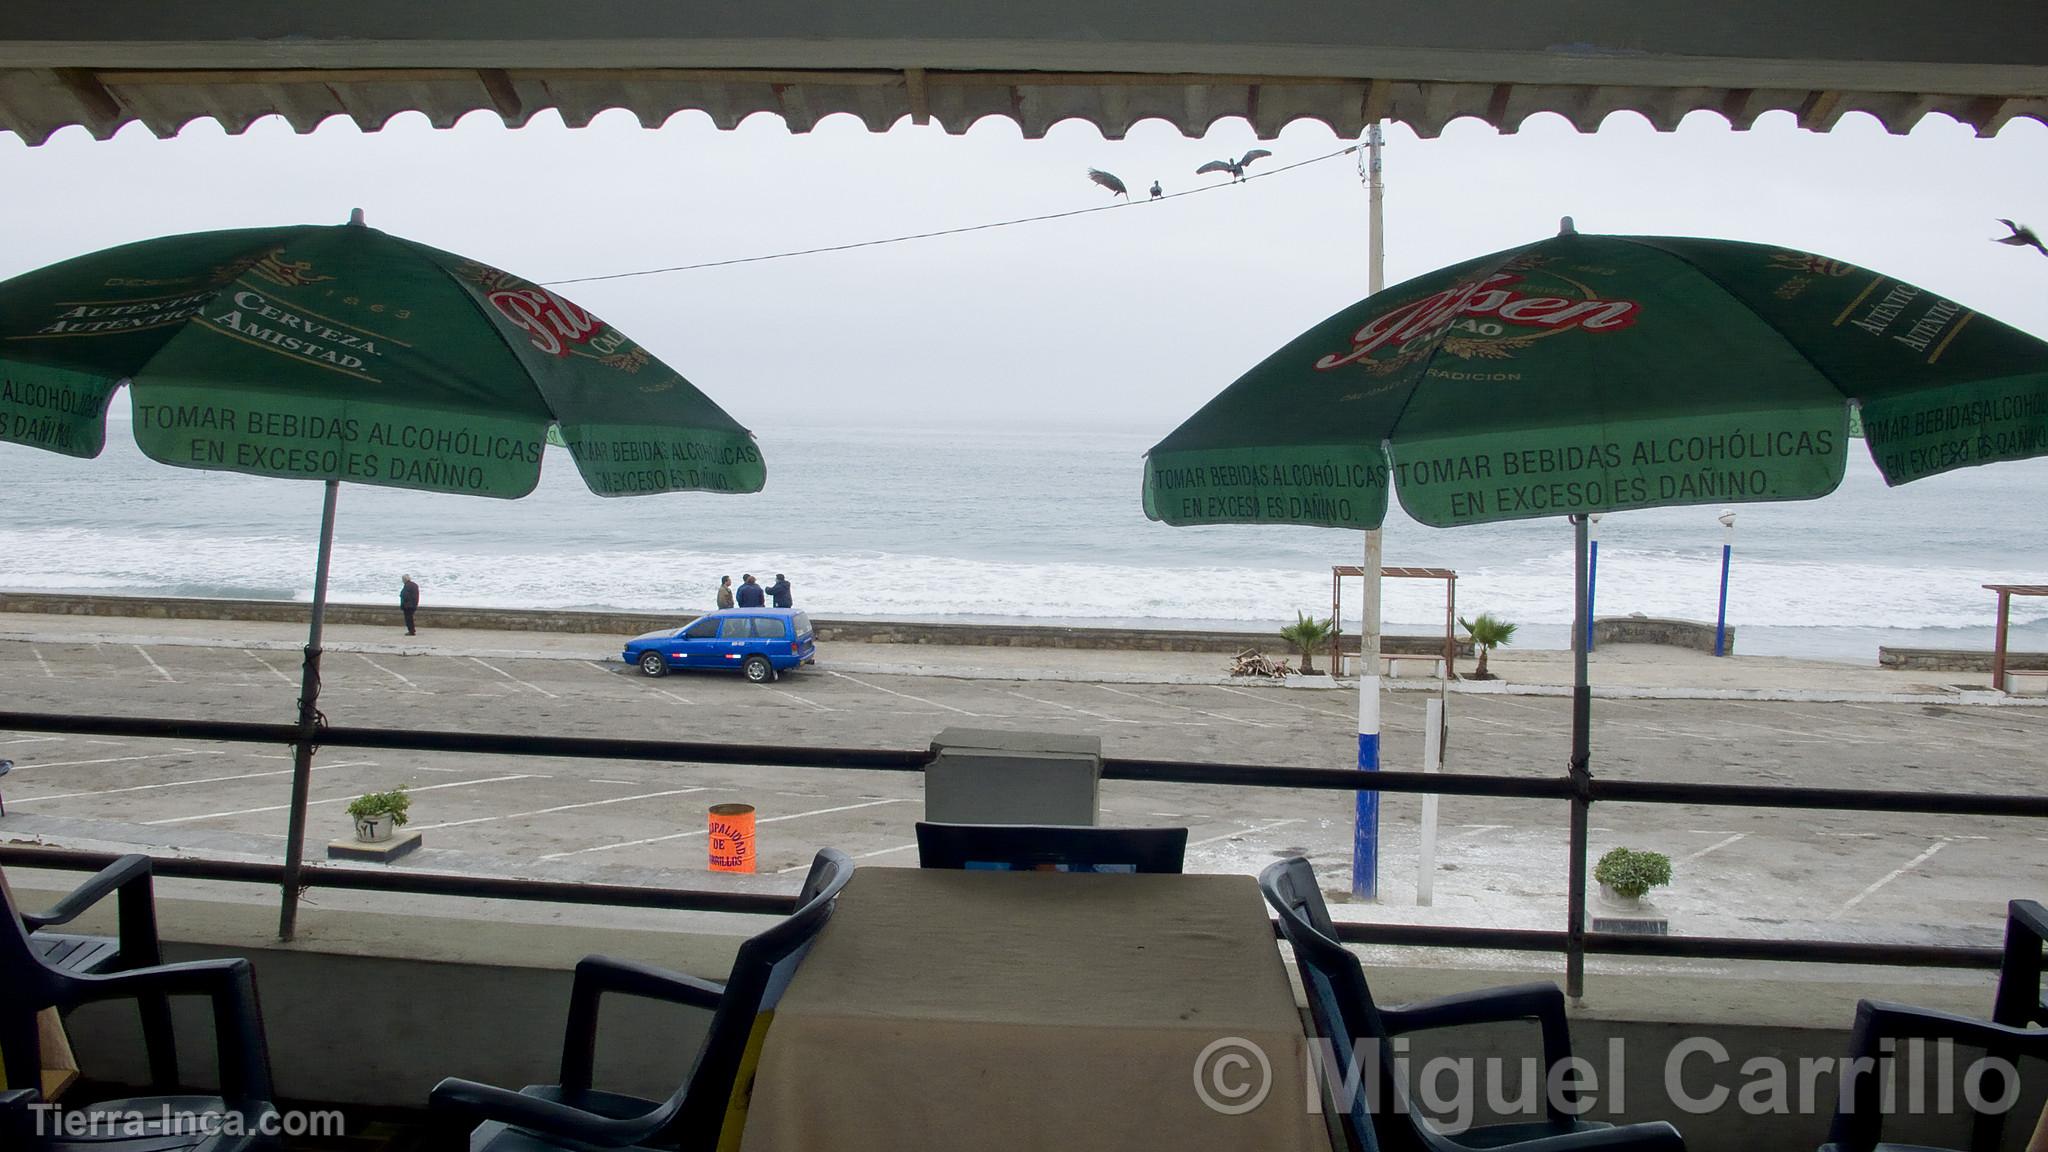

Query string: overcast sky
3 107 2044 434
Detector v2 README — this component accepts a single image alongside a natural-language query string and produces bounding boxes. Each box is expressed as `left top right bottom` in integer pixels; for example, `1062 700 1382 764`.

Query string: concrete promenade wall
0 591 1469 656
1591 616 1733 654
1878 646 2048 673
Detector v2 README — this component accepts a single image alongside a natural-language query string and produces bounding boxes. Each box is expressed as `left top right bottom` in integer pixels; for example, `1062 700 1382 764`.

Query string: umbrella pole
278 479 339 941
1565 513 1592 998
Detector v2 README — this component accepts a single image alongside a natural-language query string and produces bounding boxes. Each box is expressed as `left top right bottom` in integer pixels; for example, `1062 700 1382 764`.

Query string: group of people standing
717 572 793 610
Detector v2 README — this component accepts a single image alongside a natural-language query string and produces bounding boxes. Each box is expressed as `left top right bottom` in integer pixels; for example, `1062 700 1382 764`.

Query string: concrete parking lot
2 636 2044 945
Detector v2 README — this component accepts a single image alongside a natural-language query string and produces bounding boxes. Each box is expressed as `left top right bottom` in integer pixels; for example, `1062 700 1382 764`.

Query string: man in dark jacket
400 574 420 635
735 573 766 608
767 573 794 608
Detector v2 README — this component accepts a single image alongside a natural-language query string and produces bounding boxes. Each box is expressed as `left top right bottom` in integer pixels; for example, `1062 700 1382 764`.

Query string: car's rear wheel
742 655 775 683
638 651 668 677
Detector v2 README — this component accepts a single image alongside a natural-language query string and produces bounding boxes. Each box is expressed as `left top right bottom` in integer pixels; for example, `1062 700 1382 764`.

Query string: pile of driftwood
1230 648 1294 678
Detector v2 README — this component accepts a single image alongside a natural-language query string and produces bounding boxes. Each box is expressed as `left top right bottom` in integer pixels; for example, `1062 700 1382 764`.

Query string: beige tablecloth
737 867 1323 1152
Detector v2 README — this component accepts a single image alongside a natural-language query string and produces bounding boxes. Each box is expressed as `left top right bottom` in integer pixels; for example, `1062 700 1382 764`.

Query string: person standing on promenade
736 573 766 608
768 573 794 608
716 575 735 609
400 574 421 636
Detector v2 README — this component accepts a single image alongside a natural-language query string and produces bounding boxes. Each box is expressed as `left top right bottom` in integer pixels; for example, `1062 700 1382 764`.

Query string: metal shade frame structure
1329 564 1457 680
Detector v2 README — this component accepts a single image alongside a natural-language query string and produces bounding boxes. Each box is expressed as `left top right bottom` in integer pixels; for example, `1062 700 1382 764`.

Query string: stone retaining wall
1591 615 1733 653
1878 646 2048 672
0 591 1467 656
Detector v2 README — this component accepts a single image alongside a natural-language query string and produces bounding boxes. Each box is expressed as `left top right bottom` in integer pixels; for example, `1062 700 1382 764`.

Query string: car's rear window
792 612 812 637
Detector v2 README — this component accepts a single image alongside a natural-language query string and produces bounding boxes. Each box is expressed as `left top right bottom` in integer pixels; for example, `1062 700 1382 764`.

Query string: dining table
735 865 1326 1152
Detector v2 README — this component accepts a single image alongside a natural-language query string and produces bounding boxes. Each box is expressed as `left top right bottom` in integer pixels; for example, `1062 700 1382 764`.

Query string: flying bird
1086 168 1128 198
1196 148 1273 182
1149 180 1163 200
1995 219 2046 256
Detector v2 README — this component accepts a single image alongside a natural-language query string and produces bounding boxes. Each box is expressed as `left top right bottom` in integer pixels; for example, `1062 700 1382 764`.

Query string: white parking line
766 687 833 713
1096 684 1273 728
1831 841 1948 918
244 650 295 685
1187 818 1303 848
31 646 54 678
0 736 63 747
1005 690 1139 725
1448 823 1509 842
413 786 712 830
591 779 638 785
145 773 536 825
12 761 378 804
361 653 422 690
540 797 909 859
134 645 175 682
471 657 559 699
1682 833 1746 861
827 671 978 716
592 660 696 704
1210 684 1350 719
780 841 919 872
13 751 225 771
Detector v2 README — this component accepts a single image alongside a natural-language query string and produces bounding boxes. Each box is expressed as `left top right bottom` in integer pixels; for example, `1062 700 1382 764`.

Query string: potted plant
1457 612 1517 680
347 787 412 843
1277 611 1336 675
1593 847 1672 910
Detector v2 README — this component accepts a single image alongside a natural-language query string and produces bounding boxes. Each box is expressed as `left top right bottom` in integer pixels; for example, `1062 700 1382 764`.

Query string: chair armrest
428 1077 657 1148
2011 900 2048 946
62 959 274 1107
560 956 725 1092
1381 983 1580 1126
1998 899 2048 1028
21 854 152 930
1499 1121 1687 1152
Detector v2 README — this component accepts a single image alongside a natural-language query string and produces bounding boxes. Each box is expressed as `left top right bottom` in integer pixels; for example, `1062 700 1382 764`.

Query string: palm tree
1277 611 1336 675
1458 612 1518 679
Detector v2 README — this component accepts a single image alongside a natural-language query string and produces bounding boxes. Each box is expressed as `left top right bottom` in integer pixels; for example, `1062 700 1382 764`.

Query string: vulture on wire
1196 149 1273 182
1086 169 1129 198
1149 181 1163 199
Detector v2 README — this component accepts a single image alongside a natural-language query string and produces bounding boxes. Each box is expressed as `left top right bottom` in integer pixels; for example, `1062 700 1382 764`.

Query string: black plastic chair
1 863 277 1152
429 848 855 1152
1260 857 1686 1152
13 855 179 1088
914 821 1188 873
1821 899 2048 1152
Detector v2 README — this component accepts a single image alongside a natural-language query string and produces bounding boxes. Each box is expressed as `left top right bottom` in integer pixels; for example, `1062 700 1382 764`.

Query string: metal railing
2 708 2037 990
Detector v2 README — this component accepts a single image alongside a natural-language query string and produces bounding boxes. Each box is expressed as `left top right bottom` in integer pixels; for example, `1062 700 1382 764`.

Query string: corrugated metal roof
3 66 2043 146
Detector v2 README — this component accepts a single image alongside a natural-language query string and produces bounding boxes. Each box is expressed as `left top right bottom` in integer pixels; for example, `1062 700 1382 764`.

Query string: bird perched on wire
1086 168 1129 198
1197 149 1273 182
1996 219 2046 256
1149 181 1163 200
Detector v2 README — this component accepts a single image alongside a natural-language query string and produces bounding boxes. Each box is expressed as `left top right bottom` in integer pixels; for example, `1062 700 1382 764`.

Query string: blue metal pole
1353 527 1383 901
1714 510 1735 657
1585 515 1601 652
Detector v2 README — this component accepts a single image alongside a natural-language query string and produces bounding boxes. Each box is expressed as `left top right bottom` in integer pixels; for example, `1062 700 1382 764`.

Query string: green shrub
1593 847 1671 899
346 787 411 827
1277 611 1337 675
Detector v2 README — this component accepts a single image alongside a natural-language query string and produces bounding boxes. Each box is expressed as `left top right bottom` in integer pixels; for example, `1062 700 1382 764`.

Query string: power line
540 143 1362 286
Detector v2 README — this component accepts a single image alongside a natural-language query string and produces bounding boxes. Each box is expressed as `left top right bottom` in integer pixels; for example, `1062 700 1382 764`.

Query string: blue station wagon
622 609 816 683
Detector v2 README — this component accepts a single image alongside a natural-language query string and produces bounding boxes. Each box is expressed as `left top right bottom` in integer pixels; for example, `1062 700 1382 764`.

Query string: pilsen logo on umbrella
1315 257 1642 375
459 261 649 373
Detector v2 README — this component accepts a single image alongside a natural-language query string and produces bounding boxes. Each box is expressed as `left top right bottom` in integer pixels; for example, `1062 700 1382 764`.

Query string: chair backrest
914 822 1187 873
670 848 854 1149
1261 856 1395 1152
1995 899 2048 1029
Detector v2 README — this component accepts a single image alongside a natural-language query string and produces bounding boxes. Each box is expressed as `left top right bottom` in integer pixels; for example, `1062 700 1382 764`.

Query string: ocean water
3 411 2045 663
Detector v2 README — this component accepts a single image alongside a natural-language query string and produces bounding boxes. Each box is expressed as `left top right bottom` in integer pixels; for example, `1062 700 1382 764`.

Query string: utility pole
1352 122 1387 901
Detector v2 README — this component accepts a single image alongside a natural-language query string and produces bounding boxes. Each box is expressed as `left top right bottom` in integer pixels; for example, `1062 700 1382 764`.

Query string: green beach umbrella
0 211 765 937
1145 224 2046 531
1143 221 2048 950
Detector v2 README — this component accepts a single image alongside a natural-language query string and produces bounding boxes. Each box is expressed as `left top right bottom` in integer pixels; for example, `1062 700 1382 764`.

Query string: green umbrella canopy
0 220 764 497
1143 231 2048 529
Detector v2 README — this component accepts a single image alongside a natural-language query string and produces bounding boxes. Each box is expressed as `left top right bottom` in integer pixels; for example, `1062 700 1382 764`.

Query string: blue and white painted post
1713 509 1736 657
1353 527 1383 901
1585 512 1603 652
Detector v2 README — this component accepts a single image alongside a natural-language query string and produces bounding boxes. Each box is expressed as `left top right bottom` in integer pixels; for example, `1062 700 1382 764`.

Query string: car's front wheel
742 655 775 683
638 651 668 677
